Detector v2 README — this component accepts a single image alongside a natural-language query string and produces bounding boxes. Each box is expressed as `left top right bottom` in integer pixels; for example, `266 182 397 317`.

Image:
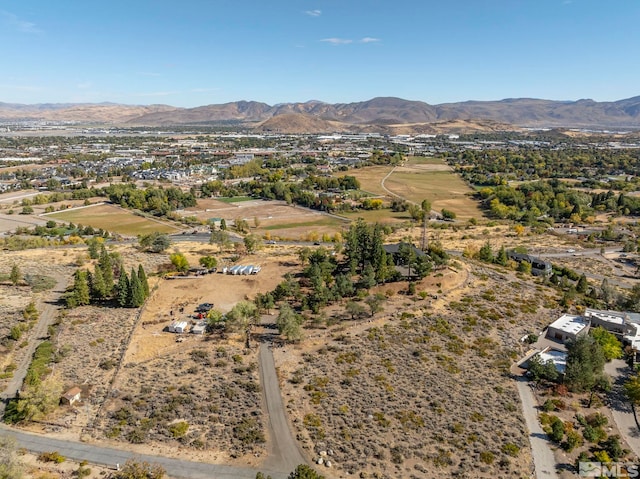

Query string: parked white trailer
169 321 188 333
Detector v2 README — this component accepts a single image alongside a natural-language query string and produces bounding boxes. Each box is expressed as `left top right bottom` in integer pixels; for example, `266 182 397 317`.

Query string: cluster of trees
104 183 196 216
65 244 150 308
480 181 640 224
138 232 171 253
450 148 640 186
12 222 111 241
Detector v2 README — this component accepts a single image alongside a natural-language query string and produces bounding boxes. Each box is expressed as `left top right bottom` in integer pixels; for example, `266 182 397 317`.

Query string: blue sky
1 0 638 107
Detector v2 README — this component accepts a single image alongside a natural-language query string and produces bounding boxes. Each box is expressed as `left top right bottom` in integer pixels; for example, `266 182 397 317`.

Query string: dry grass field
276 260 564 478
47 204 182 236
2 224 635 477
183 198 347 240
335 166 394 197
336 157 484 221
383 169 483 220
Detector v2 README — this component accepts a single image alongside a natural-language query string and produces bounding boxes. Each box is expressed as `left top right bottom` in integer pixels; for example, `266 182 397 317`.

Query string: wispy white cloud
305 9 322 17
320 37 380 46
0 10 41 34
321 38 353 45
76 82 92 90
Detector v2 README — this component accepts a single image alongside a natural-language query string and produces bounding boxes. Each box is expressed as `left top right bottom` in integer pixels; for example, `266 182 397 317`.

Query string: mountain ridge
2 96 640 131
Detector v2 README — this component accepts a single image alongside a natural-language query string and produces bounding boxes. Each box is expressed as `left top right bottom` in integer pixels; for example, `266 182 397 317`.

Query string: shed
192 323 206 335
61 387 82 406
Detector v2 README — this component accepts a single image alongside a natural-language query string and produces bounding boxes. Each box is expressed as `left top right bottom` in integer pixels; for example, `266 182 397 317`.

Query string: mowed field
183 198 346 240
338 157 483 220
48 204 182 235
335 165 394 196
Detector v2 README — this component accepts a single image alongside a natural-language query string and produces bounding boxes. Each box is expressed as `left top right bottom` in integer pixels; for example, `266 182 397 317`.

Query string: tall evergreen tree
90 265 108 300
496 245 508 266
98 246 114 295
117 271 130 307
138 264 149 298
129 268 145 307
72 270 91 306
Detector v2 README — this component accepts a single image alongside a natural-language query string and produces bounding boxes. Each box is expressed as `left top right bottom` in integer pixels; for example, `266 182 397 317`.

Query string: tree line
65 244 150 308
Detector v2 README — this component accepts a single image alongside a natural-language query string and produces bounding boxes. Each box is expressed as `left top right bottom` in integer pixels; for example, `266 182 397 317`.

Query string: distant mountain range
2 96 640 133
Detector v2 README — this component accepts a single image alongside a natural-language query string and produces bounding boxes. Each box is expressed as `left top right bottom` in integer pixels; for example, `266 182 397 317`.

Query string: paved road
0 273 68 416
258 343 308 473
515 375 559 479
605 359 640 458
0 424 285 479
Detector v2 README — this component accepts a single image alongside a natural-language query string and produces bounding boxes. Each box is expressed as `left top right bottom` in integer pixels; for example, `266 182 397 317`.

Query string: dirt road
0 424 286 479
258 343 308 473
0 273 68 415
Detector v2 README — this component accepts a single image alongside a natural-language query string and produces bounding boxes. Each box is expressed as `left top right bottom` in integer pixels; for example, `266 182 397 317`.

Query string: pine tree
496 245 508 266
129 268 145 307
576 274 588 294
90 264 107 300
72 270 91 306
117 271 130 307
87 238 100 259
138 264 149 298
98 246 114 296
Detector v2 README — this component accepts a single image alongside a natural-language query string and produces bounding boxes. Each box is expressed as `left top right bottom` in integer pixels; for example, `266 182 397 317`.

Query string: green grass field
48 204 181 235
216 196 255 203
339 209 411 224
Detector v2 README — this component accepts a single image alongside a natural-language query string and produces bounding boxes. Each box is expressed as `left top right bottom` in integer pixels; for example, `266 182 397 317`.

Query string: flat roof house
546 314 590 343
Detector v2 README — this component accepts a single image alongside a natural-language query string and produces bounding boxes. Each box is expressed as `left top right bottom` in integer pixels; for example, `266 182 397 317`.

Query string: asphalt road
258 343 308 473
0 424 285 479
515 375 559 479
605 359 640 458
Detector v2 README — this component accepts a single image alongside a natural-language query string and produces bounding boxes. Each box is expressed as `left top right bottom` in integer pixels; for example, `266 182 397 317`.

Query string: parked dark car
195 302 214 313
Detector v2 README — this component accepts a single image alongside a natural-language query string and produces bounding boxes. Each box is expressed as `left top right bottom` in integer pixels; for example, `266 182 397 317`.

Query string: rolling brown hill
2 95 640 131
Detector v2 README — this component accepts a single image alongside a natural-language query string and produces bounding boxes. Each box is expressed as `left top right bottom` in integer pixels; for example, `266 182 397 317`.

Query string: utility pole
420 212 428 251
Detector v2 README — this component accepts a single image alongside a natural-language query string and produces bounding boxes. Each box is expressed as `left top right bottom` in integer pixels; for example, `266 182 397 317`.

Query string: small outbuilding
169 321 189 333
61 387 82 406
